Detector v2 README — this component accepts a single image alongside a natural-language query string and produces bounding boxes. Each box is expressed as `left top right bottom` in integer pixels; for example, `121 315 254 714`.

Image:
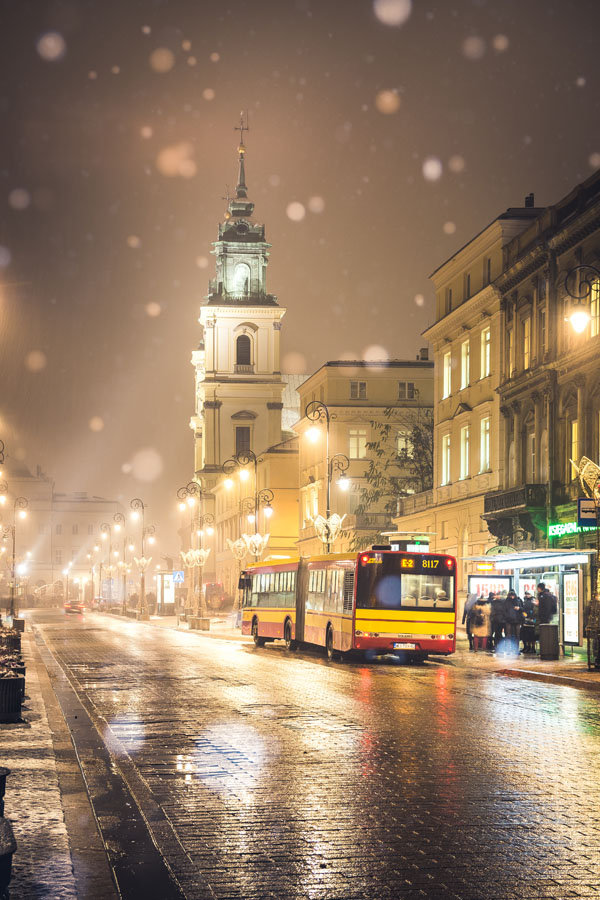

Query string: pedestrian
490 591 507 652
503 589 524 655
521 591 536 653
468 595 492 652
462 592 478 651
537 582 558 625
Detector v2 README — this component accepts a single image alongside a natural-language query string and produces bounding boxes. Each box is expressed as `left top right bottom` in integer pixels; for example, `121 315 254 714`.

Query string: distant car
64 600 84 615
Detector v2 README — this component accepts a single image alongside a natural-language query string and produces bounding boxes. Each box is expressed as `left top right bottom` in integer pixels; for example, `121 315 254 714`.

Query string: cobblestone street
21 611 600 899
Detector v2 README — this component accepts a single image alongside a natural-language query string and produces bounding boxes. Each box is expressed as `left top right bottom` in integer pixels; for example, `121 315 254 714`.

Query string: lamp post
62 563 72 605
1 496 28 619
304 400 350 552
223 451 274 559
564 264 600 333
177 481 202 613
130 498 155 619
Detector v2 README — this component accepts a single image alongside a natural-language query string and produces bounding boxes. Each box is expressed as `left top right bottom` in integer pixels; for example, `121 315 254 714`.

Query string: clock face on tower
232 262 250 294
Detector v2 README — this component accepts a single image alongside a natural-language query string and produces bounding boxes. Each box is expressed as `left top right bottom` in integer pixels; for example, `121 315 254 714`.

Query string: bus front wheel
252 620 266 647
284 621 297 651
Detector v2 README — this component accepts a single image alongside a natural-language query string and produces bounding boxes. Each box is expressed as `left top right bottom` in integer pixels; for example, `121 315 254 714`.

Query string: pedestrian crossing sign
172 570 185 583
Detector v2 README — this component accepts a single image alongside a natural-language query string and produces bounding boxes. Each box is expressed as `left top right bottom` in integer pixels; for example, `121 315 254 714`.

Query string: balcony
483 484 547 515
234 364 254 374
345 512 394 532
396 490 433 517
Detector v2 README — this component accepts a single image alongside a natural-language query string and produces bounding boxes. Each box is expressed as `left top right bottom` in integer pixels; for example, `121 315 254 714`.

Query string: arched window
232 263 250 294
236 334 251 366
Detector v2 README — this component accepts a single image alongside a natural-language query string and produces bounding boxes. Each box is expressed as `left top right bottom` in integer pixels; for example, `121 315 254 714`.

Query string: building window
397 429 411 457
480 328 490 379
441 434 451 485
570 420 579 474
460 339 470 389
445 288 452 315
539 275 547 299
236 334 252 366
72 524 78 535
523 317 531 370
442 351 452 399
484 257 492 286
350 380 367 400
55 524 62 535
349 429 367 459
480 416 490 472
539 308 546 354
591 279 600 338
398 381 415 400
235 426 251 454
465 273 471 300
526 431 536 482
460 425 470 479
507 328 515 376
88 524 94 535
54 549 62 565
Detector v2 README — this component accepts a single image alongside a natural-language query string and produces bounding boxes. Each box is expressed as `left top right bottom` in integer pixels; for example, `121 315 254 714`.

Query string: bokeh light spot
140 125 153 139
492 34 510 52
576 76 586 88
25 350 47 372
182 39 192 51
89 416 104 432
422 156 443 181
286 201 306 222
196 256 209 268
149 48 175 73
202 88 216 101
589 152 600 170
131 447 163 482
127 235 142 249
145 302 161 317
210 52 220 62
8 189 31 211
36 32 66 62
187 56 197 66
414 293 425 307
375 89 401 114
141 25 151 35
156 142 196 178
363 344 389 362
269 174 281 187
88 70 98 80
111 65 120 75
443 221 457 235
308 196 325 214
448 154 466 173
462 36 486 60
373 0 412 27
0 247 12 267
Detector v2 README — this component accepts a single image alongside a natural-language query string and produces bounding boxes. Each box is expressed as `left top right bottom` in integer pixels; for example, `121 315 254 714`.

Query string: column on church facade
532 391 541 482
512 401 522 487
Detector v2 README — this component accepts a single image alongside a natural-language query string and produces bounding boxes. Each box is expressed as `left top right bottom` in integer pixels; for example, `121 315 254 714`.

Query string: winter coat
504 595 524 625
462 593 478 627
469 600 492 637
538 590 557 625
523 597 537 625
490 596 507 627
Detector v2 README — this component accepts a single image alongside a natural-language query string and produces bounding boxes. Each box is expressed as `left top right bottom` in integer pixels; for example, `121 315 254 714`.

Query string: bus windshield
356 555 455 611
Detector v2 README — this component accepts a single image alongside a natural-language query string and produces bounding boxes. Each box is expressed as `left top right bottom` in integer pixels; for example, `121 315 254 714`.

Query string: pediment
452 402 472 417
231 410 258 420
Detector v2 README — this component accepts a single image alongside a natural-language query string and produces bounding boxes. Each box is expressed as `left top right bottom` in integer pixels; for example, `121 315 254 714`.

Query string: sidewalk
1 628 117 899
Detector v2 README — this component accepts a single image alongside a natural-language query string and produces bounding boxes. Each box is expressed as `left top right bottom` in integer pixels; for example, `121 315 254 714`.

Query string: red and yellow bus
240 547 456 661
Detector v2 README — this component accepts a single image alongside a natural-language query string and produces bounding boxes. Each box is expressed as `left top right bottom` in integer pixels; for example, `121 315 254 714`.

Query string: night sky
1 0 600 546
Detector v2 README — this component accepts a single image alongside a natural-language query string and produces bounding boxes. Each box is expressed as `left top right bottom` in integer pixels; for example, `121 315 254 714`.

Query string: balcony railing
234 364 254 374
484 484 547 515
396 490 433 517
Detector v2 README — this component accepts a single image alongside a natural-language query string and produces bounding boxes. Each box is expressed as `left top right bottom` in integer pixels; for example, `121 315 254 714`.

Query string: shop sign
468 574 512 598
578 498 597 528
563 571 580 645
548 520 597 537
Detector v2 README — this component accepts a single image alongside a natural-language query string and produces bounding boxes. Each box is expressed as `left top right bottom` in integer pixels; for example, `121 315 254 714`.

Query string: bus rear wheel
326 626 336 661
252 620 265 647
284 621 297 651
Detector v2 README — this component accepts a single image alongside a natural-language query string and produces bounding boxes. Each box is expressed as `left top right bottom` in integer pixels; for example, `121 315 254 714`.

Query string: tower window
236 335 251 366
236 426 251 454
232 263 250 294
350 381 367 400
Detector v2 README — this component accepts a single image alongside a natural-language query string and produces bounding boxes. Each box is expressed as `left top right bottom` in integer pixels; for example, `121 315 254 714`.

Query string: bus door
295 559 308 642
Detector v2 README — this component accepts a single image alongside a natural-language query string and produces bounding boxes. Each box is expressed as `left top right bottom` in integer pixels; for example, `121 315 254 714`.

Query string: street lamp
130 498 155 619
176 480 214 616
564 264 600 333
304 400 350 552
222 451 274 559
1 495 28 619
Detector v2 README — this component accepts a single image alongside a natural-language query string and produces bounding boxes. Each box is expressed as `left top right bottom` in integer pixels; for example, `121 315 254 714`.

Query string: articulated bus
240 547 456 661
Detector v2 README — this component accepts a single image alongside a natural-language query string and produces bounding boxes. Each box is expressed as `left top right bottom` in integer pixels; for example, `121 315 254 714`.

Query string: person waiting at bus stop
503 589 524 655
468 596 492 652
462 592 478 651
521 591 537 653
490 592 506 652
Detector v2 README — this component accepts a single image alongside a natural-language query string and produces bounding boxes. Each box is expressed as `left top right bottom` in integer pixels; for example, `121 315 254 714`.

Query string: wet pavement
28 610 600 899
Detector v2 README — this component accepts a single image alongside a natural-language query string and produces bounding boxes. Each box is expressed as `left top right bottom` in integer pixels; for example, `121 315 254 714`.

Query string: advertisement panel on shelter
468 574 512 598
563 571 580 645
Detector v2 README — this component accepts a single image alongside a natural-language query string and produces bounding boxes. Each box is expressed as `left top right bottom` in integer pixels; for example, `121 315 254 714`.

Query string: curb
497 667 600 691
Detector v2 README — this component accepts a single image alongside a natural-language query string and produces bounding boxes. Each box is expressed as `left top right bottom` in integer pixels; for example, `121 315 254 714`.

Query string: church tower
190 119 286 487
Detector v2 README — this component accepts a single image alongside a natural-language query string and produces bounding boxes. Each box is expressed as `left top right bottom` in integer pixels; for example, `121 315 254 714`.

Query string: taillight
445 558 454 569
360 554 370 565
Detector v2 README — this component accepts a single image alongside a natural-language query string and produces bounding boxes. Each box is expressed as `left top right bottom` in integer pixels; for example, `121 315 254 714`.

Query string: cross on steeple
234 112 249 199
234 111 250 148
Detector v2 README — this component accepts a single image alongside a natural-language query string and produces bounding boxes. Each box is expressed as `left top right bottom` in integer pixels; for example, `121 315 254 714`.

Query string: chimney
417 347 429 361
524 193 534 208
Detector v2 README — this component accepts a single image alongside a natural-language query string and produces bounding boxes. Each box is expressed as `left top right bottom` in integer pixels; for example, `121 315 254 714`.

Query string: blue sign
172 570 185 583
577 498 597 528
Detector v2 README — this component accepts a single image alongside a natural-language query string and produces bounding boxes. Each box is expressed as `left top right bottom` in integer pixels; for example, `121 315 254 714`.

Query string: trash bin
539 623 559 660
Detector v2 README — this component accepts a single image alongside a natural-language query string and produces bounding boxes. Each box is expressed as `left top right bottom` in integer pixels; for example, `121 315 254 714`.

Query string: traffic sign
577 498 597 528
172 570 185 583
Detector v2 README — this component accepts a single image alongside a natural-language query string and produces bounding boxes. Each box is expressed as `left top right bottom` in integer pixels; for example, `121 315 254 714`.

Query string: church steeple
227 113 254 219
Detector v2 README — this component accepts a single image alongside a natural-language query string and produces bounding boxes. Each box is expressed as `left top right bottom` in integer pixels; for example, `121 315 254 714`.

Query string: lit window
88 524 94 535
539 308 546 354
441 434 451 485
507 329 515 376
398 381 416 400
480 328 490 379
349 429 367 459
526 431 536 482
523 317 531 370
350 380 367 400
442 351 452 399
480 417 490 472
397 429 411 457
460 340 470 389
460 425 470 479
591 279 599 338
571 420 579 474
